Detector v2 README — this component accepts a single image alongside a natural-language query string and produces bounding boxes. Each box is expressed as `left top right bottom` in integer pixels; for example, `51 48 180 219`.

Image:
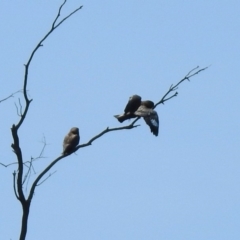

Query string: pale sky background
0 1 240 240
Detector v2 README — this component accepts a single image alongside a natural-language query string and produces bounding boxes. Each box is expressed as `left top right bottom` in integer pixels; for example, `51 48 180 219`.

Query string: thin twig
28 155 63 201
55 5 83 28
1 133 47 170
14 101 22 117
154 66 209 108
24 160 37 193
52 0 67 28
13 171 20 200
23 137 47 187
22 158 34 186
0 90 22 103
18 98 23 116
37 171 57 186
0 162 18 167
185 66 200 77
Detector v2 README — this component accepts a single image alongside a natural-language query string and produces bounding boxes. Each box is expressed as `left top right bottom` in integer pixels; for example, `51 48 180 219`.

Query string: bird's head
141 100 154 109
70 127 79 134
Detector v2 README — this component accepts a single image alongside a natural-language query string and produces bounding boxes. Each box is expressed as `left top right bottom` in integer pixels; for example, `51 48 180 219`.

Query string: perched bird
62 127 80 155
135 101 159 136
114 94 142 123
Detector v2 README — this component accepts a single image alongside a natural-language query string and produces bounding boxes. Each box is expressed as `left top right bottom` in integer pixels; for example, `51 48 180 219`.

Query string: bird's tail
114 113 137 123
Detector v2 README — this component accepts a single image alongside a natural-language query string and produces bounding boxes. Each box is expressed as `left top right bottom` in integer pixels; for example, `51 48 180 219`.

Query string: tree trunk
19 201 30 240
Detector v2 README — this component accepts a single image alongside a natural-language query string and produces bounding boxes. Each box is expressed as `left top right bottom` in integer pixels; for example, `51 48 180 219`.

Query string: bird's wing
134 105 150 117
134 105 159 136
71 134 80 146
143 110 159 136
63 134 80 154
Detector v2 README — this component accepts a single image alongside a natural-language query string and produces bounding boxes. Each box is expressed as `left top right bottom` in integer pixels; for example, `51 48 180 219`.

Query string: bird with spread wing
114 95 159 136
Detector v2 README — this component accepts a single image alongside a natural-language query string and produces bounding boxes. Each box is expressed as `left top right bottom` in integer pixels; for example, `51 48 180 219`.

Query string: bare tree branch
0 161 18 167
37 171 57 186
8 2 83 239
52 0 67 28
154 66 209 108
14 98 23 117
55 5 83 28
11 124 25 203
11 0 83 197
28 155 64 202
13 171 20 200
15 3 83 131
26 66 209 202
27 123 139 201
22 158 34 187
23 136 47 188
1 136 47 169
11 65 209 204
0 159 43 168
78 124 140 149
14 102 21 117
0 90 22 103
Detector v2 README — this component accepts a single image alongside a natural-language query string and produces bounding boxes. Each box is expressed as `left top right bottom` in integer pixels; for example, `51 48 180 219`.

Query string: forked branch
27 65 208 200
9 2 84 240
27 123 139 201
15 2 83 131
154 65 209 108
11 1 83 202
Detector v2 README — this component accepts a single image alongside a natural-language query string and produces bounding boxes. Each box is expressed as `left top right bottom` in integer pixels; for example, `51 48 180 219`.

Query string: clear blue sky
1 1 240 239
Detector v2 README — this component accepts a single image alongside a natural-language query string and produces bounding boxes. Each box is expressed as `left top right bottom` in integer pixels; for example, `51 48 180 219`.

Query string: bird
134 101 159 136
114 94 141 123
62 127 80 155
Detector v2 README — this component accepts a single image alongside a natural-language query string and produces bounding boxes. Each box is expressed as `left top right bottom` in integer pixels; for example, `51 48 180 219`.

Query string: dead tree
1 1 208 240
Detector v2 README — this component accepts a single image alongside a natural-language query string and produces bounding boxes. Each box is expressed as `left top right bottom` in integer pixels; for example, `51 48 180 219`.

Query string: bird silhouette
62 127 80 155
114 96 159 136
114 94 141 122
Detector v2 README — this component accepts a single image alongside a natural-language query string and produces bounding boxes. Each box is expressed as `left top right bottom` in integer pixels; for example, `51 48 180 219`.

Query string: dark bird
62 127 80 155
114 94 141 122
135 101 159 136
